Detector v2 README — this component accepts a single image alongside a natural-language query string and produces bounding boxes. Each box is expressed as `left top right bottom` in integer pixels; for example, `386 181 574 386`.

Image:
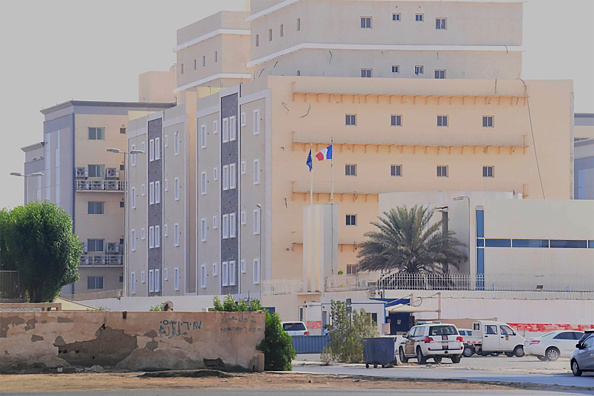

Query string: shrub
326 300 377 363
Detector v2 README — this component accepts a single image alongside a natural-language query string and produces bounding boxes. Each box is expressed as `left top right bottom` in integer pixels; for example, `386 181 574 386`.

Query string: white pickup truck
462 321 526 357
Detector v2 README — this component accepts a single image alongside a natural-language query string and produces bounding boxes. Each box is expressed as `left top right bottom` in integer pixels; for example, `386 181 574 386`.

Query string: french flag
315 145 332 161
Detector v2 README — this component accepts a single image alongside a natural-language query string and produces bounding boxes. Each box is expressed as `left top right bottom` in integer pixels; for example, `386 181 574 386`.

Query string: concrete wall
0 311 265 372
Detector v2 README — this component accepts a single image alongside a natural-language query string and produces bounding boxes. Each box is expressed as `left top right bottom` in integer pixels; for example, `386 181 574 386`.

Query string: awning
387 304 436 314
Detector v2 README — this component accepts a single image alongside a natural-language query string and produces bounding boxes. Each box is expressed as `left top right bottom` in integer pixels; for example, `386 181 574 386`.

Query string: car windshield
283 323 306 331
429 325 457 336
540 332 556 338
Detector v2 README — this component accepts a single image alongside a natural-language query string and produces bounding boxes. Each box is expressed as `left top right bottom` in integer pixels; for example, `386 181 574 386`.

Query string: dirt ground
0 371 517 393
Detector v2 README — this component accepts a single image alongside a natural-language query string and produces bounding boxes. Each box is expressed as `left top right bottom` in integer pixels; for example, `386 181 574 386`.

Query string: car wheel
545 347 560 361
399 347 408 364
571 359 582 376
416 347 427 364
536 355 547 361
513 345 525 358
490 352 500 357
504 352 514 357
463 346 474 357
433 357 442 364
451 355 461 363
366 363 369 368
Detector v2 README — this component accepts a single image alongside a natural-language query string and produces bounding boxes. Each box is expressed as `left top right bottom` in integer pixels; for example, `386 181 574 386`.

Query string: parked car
398 323 464 364
463 321 525 357
571 333 594 376
281 321 309 336
524 330 584 361
577 329 594 348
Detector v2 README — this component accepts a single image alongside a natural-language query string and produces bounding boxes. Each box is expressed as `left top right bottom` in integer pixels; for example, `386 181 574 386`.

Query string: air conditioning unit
106 181 119 190
76 167 88 178
106 242 119 253
106 168 119 179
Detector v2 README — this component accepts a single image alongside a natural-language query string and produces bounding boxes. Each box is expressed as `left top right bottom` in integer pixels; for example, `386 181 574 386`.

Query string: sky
0 0 593 210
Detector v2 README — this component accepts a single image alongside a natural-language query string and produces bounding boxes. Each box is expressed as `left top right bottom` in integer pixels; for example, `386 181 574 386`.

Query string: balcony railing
76 180 125 192
79 255 123 266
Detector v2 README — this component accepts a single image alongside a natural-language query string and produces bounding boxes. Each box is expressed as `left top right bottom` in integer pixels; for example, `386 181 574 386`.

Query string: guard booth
372 298 437 334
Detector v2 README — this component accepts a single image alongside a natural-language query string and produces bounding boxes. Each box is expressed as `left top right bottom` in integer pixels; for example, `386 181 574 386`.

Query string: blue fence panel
291 335 330 354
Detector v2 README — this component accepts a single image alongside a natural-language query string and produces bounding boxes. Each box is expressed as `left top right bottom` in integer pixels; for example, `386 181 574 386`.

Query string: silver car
571 333 594 376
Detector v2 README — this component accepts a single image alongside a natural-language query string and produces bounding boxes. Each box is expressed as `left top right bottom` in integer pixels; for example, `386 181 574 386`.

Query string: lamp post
256 203 262 294
10 172 44 204
107 148 144 297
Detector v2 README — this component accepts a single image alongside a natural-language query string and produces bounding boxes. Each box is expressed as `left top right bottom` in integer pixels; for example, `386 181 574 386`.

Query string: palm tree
357 205 466 288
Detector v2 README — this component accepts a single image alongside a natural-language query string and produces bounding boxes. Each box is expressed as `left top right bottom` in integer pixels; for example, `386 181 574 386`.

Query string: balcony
79 255 123 266
76 180 125 192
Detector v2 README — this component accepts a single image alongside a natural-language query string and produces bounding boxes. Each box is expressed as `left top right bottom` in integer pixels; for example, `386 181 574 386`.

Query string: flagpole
310 143 314 206
330 137 334 204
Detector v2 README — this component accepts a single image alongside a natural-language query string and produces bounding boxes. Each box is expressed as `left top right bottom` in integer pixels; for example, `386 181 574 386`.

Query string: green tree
325 300 377 363
3 201 81 302
357 205 466 275
212 295 296 371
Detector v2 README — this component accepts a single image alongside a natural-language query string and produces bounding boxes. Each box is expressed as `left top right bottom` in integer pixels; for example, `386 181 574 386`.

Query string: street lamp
10 172 44 203
256 203 262 293
107 148 145 297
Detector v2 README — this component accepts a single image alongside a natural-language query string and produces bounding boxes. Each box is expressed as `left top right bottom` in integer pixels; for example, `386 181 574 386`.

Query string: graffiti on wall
158 320 202 339
219 313 263 333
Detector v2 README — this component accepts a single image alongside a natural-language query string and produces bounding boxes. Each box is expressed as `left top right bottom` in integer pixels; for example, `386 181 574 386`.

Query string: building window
131 144 137 166
213 216 218 229
88 127 105 140
213 167 218 181
88 164 105 177
253 208 261 235
416 14 424 22
297 18 301 31
164 179 168 191
174 131 180 155
222 165 229 190
213 120 218 134
149 226 154 248
131 187 136 209
391 65 400 73
87 239 104 252
149 182 155 205
347 264 359 275
241 161 246 175
155 181 161 204
437 165 448 177
164 135 168 147
253 258 260 284
180 64 184 74
87 276 103 290
241 211 246 225
296 70 301 76
149 139 155 161
436 18 446 30
174 267 180 290
361 17 372 28
174 177 180 200
131 229 136 251
164 224 168 237
222 214 229 239
346 214 357 226
148 270 155 292
201 125 207 148
434 69 446 79
415 65 424 75
230 115 237 141
201 264 207 288
155 269 160 292
230 213 236 238
229 261 236 286
253 159 260 184
280 24 284 36
256 34 259 47
155 225 161 248
483 166 494 178
361 68 372 78
201 172 207 195
141 228 145 240
241 259 246 273
155 137 161 160
212 262 218 276
141 184 146 196
437 115 449 127
253 109 260 134
391 115 402 126
120 201 124 208
202 55 206 67
88 202 104 214
222 117 229 143
392 13 401 21
345 114 356 126
345 164 357 176
201 218 207 242
130 272 136 294
269 28 273 41
241 112 246 127
229 163 236 189
222 261 229 286
391 165 402 177
214 51 218 62
120 127 126 134
164 268 168 281
174 223 180 246
483 116 494 128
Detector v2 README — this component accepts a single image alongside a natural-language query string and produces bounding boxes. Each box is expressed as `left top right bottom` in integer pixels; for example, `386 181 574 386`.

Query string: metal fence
0 270 21 301
79 255 123 266
291 335 330 354
76 180 125 191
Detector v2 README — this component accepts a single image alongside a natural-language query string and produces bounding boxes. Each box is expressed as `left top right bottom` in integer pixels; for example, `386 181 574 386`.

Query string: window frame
391 164 403 177
436 17 447 30
360 16 372 28
346 214 357 226
437 165 449 177
391 115 402 127
483 166 495 178
345 164 357 176
345 114 357 126
483 116 494 128
437 115 449 127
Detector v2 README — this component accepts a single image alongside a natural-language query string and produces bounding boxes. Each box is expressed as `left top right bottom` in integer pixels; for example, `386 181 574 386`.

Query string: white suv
281 321 309 336
399 323 464 364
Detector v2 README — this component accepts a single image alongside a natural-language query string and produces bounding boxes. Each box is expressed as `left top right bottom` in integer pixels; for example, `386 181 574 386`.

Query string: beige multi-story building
23 101 174 297
126 0 576 311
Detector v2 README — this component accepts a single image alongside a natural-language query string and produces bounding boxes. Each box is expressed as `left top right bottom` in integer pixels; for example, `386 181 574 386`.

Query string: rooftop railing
79 255 123 266
76 180 125 192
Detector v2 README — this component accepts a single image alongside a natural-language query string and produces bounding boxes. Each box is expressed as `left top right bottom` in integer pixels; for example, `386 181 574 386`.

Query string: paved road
293 354 594 392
